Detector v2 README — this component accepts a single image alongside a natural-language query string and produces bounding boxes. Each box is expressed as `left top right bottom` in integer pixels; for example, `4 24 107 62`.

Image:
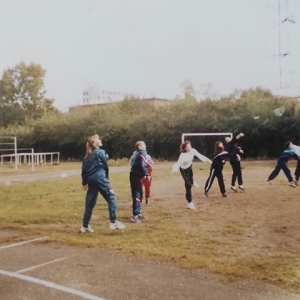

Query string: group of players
173 133 300 210
79 133 300 232
172 133 245 210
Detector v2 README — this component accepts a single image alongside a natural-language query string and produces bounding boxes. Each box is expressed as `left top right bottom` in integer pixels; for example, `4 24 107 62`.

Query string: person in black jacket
204 141 237 198
81 134 125 232
225 132 245 191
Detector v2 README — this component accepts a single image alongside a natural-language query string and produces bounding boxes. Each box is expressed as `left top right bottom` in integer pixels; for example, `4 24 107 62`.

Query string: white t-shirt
290 144 300 156
172 148 210 172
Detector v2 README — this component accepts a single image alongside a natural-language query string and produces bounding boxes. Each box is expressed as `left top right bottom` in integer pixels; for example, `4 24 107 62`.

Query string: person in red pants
141 154 153 204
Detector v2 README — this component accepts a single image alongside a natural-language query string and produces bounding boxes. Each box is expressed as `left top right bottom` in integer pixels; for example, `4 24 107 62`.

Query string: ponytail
85 134 99 158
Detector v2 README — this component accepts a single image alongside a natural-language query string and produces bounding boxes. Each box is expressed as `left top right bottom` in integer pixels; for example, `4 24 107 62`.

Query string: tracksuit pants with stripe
83 171 117 227
130 172 143 216
204 168 226 195
180 166 194 203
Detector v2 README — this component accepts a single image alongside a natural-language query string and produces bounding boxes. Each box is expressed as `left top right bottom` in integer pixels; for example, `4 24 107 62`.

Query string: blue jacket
130 150 149 179
81 148 109 185
278 148 299 163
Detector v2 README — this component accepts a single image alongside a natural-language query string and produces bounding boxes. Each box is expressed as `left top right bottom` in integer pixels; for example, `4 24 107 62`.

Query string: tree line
1 62 300 160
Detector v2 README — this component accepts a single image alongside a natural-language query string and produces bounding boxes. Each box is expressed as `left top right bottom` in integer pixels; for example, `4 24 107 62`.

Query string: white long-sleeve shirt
172 148 210 172
290 144 300 156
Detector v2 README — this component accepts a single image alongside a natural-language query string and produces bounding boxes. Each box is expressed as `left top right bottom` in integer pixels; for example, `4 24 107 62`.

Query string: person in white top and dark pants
173 140 211 209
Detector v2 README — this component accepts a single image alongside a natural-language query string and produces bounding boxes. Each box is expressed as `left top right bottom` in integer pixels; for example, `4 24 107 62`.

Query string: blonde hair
85 134 99 158
135 141 145 151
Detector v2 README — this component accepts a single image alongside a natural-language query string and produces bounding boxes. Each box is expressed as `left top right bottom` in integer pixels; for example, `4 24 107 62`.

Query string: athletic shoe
203 191 208 198
238 185 245 191
294 179 298 186
138 214 147 220
146 198 149 204
193 182 200 188
131 216 141 223
110 221 126 230
289 181 297 188
80 225 94 233
187 202 196 210
267 179 272 185
222 193 228 198
230 186 237 192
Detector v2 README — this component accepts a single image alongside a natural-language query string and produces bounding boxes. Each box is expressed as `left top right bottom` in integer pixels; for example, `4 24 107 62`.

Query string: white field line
0 236 49 250
16 257 68 274
0 269 106 300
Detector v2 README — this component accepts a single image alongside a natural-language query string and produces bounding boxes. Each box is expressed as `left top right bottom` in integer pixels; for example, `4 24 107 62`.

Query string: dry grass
0 161 299 293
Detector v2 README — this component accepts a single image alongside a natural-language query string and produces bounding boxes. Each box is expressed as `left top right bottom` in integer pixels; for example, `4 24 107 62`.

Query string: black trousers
180 166 193 202
204 168 226 195
230 160 243 186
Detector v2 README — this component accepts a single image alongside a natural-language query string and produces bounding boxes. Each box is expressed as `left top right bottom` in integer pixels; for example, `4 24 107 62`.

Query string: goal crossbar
181 133 233 143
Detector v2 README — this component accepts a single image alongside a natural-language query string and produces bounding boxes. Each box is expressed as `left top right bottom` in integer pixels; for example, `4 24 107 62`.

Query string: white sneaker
80 225 94 233
193 182 200 188
131 216 141 223
230 186 237 192
187 202 196 210
289 181 297 188
238 185 245 191
110 220 126 230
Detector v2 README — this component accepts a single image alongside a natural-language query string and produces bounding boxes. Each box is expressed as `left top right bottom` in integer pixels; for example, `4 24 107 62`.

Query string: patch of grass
0 162 299 293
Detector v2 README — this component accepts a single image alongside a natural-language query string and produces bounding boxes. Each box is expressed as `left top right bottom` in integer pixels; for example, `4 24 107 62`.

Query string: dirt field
0 160 300 299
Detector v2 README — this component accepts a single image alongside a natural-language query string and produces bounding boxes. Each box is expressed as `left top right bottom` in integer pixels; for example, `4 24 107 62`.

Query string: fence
0 136 60 172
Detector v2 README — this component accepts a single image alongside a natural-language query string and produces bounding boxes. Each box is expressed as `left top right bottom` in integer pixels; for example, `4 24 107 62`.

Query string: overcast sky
1 0 300 112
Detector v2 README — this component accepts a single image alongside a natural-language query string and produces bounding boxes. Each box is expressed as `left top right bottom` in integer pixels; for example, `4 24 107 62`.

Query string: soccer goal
181 133 233 156
181 132 233 143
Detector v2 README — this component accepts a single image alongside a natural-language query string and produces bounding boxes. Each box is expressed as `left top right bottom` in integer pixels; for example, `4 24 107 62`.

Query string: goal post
0 136 18 171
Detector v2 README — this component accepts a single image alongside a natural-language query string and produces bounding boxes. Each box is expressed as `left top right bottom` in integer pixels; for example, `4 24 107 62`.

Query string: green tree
0 61 57 127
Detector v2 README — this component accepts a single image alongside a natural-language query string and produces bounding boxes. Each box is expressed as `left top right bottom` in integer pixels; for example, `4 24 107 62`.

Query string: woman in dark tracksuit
225 132 245 191
130 141 150 224
204 141 236 198
81 134 125 232
267 141 300 188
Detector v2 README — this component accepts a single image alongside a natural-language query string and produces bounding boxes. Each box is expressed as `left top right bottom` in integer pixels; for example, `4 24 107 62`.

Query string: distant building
82 84 140 105
69 97 171 112
143 97 171 108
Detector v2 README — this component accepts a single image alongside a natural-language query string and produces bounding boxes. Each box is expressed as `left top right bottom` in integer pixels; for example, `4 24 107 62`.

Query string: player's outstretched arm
236 132 244 140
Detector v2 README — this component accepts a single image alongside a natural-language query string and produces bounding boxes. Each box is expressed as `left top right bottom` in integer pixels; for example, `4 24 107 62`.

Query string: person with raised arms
172 140 211 210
